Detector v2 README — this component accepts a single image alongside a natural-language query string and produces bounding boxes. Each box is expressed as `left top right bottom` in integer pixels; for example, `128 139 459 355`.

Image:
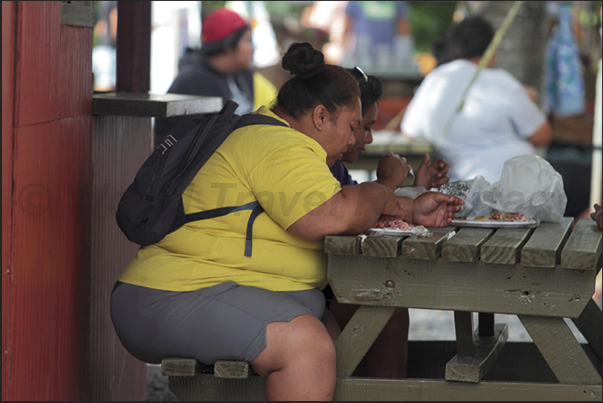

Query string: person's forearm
375 177 403 190
287 182 412 242
338 182 392 233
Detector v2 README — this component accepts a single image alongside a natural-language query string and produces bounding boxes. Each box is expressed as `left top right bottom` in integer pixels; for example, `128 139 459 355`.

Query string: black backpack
115 100 287 256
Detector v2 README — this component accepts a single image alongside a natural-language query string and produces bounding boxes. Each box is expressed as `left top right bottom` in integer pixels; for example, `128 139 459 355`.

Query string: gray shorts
110 281 327 365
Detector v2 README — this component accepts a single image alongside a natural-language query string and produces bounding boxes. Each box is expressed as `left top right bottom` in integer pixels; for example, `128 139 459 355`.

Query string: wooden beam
453 311 475 358
445 324 508 383
571 298 602 360
167 375 602 401
518 315 601 385
334 305 395 376
327 255 593 317
116 1 151 92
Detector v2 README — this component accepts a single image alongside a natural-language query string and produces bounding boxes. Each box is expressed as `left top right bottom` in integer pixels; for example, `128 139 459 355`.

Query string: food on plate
488 212 530 222
374 216 413 230
371 215 433 238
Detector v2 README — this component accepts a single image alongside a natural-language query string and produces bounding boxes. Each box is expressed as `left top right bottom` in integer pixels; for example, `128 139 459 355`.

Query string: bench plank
481 227 534 265
324 235 364 255
161 357 201 377
518 315 602 385
441 227 494 262
401 227 457 261
445 323 508 383
362 234 404 257
214 360 251 379
560 218 602 271
521 217 574 268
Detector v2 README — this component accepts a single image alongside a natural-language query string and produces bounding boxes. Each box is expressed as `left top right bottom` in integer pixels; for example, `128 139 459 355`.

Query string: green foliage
263 1 308 18
408 1 458 54
201 1 226 18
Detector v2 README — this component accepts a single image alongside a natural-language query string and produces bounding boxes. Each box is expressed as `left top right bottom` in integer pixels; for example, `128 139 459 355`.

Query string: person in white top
401 16 552 184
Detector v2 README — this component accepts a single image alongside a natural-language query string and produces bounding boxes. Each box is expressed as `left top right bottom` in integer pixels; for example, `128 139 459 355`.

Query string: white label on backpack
157 135 178 155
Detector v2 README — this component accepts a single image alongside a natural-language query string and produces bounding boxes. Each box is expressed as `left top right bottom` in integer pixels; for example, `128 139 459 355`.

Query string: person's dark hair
347 67 383 115
275 43 360 120
433 16 494 67
201 26 250 57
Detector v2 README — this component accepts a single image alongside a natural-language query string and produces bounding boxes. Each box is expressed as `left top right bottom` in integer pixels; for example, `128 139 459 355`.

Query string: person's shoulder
485 67 522 87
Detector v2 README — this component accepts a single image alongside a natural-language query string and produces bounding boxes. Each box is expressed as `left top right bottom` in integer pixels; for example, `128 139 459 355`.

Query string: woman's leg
251 314 336 401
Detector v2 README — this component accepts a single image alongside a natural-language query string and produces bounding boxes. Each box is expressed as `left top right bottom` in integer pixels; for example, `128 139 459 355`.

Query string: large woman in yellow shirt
111 42 463 401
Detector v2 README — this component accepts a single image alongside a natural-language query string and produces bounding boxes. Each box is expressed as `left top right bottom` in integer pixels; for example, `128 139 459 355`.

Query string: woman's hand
376 152 412 190
413 154 450 188
591 204 602 231
411 191 464 227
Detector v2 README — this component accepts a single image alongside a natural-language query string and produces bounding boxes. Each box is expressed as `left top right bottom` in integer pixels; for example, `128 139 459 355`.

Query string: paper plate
451 217 539 228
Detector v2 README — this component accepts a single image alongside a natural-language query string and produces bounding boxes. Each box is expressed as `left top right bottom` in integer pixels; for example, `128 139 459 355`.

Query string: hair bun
281 42 325 79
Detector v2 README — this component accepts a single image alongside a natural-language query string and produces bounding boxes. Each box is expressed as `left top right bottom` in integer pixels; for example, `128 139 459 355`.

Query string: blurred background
92 2 602 219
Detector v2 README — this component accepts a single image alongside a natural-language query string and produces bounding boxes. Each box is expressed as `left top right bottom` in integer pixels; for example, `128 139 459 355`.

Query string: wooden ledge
92 92 222 118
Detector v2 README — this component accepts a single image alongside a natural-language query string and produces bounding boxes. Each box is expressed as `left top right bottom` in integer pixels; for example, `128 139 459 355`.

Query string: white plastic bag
479 155 567 222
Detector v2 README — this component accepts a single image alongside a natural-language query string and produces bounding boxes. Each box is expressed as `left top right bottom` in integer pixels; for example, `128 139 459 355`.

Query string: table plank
401 227 457 261
324 235 364 255
441 228 494 262
481 228 534 265
362 235 404 257
521 217 574 268
518 315 602 385
560 218 602 271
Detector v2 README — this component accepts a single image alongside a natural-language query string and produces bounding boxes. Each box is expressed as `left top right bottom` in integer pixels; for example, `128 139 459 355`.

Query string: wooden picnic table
324 217 602 400
163 217 601 401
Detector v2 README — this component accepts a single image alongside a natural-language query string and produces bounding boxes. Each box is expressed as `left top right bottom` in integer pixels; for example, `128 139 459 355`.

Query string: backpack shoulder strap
236 114 288 129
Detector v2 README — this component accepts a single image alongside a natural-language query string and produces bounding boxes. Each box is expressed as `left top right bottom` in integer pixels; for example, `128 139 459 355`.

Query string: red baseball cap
202 8 249 44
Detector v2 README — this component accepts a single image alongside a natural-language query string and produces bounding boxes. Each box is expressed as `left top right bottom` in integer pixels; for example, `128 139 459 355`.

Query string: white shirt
401 59 547 183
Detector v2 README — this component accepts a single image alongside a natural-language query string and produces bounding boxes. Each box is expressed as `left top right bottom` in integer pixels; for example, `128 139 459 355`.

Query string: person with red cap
154 7 277 145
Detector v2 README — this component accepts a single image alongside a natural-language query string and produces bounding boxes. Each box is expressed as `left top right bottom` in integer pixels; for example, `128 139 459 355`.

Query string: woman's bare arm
288 182 411 243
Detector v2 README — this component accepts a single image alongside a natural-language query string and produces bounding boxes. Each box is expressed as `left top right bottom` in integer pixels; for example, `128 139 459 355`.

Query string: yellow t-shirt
118 107 342 292
253 72 278 110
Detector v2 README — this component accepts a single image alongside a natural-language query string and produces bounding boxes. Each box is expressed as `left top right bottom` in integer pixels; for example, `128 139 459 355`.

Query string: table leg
453 311 475 357
519 315 602 385
479 313 495 337
446 311 508 383
334 305 395 377
571 298 602 360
